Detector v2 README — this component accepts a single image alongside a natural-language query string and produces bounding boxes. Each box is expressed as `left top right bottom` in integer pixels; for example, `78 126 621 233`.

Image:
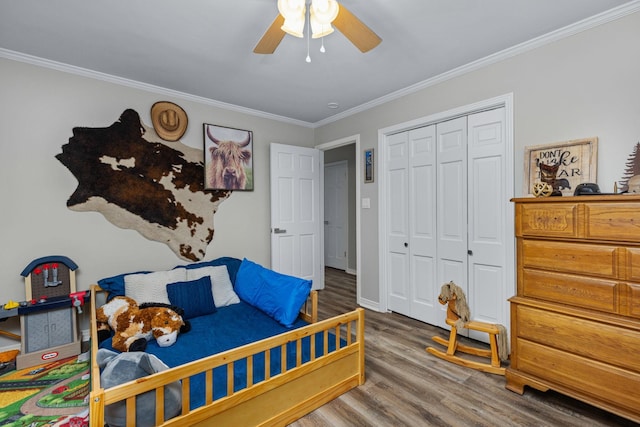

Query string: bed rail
89 285 364 427
301 287 318 324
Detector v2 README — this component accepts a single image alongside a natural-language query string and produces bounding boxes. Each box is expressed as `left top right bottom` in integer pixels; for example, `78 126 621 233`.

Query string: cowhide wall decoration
56 109 231 261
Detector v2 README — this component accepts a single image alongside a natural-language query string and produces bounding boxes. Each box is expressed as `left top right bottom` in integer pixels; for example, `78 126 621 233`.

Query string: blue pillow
166 276 217 319
235 258 312 327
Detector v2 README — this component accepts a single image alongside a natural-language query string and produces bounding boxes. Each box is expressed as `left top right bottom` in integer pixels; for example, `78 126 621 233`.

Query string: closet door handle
273 228 287 234
468 250 473 255
404 242 408 248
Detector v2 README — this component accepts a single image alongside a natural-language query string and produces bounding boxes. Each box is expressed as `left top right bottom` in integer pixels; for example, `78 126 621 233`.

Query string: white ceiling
0 0 634 125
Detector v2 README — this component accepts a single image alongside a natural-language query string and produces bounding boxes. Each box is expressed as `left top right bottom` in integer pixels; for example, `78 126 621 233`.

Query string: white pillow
186 265 240 307
124 268 187 305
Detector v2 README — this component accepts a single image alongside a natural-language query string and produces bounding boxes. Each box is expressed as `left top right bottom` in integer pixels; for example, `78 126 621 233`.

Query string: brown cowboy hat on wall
151 101 188 141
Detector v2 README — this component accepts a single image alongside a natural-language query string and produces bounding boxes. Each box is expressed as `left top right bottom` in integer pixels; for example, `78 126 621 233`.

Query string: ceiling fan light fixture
278 0 306 37
254 0 381 55
277 0 305 19
281 16 305 38
310 16 334 39
310 0 339 25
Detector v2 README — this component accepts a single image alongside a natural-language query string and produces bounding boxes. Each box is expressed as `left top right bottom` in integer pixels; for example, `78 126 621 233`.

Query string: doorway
316 136 360 297
324 160 348 270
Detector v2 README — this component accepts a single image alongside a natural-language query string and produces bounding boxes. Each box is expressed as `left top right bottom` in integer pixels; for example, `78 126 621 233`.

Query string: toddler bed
89 257 365 427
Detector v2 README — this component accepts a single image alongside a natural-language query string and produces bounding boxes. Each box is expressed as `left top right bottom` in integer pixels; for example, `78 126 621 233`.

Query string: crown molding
0 48 315 129
2 1 638 129
314 0 640 128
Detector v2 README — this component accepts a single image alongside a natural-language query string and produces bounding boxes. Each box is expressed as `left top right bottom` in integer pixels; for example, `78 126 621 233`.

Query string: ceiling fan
254 0 382 54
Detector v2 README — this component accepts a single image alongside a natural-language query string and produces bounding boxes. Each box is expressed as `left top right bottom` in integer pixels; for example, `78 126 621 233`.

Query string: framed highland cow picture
204 123 253 191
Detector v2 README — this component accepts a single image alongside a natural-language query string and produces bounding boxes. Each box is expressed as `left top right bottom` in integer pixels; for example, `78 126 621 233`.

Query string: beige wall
0 59 314 345
314 11 640 304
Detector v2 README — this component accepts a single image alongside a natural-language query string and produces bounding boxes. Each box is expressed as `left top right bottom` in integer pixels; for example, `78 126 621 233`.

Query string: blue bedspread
100 301 338 409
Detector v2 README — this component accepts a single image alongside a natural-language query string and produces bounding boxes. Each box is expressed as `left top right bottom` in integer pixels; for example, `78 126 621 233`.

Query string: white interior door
324 161 348 270
408 126 439 324
385 131 410 314
270 143 324 290
385 125 439 323
467 107 508 341
436 117 468 330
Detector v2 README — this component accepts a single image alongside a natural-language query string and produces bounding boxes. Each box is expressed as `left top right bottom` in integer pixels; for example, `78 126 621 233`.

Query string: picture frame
204 123 254 191
524 137 598 196
364 148 374 183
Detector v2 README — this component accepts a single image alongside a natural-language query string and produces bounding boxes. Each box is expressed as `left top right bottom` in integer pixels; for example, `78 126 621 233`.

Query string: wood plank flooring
290 268 638 427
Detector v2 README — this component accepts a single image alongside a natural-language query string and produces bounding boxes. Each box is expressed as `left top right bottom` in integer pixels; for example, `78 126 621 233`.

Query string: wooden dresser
508 195 640 423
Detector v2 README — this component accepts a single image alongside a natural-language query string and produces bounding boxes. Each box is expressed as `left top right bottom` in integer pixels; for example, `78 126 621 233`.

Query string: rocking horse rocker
426 281 509 375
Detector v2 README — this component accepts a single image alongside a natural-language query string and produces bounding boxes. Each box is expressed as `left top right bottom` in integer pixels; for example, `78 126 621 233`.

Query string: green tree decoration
619 142 640 192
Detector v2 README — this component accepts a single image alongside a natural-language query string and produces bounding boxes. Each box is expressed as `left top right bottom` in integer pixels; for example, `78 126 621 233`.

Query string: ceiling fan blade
333 5 382 53
253 14 286 54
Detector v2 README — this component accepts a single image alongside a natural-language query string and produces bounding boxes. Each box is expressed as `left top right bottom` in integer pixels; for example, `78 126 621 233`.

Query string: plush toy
96 296 190 352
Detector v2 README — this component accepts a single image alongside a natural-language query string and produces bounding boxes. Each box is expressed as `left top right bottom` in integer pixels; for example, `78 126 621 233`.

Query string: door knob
273 228 287 234
404 242 408 247
468 249 473 255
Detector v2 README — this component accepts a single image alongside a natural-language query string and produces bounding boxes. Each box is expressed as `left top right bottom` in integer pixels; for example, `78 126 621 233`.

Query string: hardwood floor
290 268 638 427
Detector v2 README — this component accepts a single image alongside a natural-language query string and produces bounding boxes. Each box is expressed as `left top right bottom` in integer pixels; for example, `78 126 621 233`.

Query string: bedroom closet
380 103 513 342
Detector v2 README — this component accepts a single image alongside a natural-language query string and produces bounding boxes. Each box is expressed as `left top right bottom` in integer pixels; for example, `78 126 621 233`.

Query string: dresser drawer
521 269 616 313
518 203 579 238
629 283 640 318
513 303 640 372
626 248 640 282
521 239 618 278
585 203 640 242
514 339 640 415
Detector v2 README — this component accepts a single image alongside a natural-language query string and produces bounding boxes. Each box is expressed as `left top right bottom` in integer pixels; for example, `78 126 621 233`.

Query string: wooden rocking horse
426 281 509 375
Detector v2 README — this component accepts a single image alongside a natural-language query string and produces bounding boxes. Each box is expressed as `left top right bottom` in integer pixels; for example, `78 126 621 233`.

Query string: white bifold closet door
385 107 508 341
386 125 439 325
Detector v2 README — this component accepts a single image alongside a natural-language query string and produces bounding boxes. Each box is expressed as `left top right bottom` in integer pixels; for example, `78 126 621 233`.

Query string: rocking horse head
438 281 471 328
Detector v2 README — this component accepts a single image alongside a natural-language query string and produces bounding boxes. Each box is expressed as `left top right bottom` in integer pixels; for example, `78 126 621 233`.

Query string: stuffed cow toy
96 296 190 352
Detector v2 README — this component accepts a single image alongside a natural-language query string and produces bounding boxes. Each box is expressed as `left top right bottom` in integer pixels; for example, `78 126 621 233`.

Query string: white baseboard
357 297 381 312
0 343 20 353
345 268 357 276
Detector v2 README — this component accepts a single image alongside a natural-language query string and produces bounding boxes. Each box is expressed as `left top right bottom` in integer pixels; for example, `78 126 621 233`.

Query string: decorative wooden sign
524 137 598 196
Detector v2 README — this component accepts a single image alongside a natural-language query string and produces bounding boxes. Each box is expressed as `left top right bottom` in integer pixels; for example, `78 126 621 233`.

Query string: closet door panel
388 252 409 304
467 108 508 339
437 117 468 317
386 132 410 313
412 255 436 309
409 126 438 323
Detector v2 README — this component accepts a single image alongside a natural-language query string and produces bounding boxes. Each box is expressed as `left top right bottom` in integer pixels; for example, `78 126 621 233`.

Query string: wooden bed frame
89 284 365 426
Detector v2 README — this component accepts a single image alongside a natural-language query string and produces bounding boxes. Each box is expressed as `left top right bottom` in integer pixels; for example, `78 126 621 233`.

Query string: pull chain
305 5 311 62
